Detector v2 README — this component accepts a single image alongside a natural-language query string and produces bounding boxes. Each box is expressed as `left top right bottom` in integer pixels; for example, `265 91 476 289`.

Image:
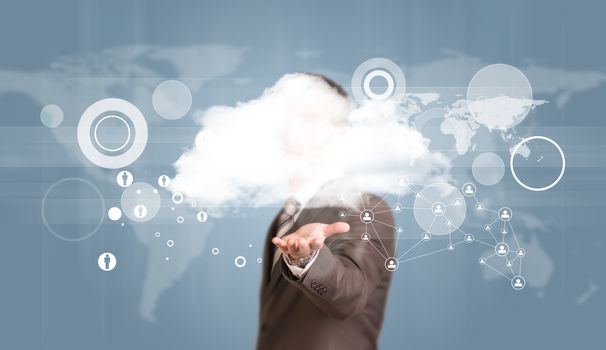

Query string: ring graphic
351 58 406 104
77 98 148 169
510 136 565 191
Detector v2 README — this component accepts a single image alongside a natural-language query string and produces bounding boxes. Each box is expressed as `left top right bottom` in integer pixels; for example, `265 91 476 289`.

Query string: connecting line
486 228 499 244
507 221 521 249
399 247 449 263
507 262 516 276
427 216 437 233
482 262 513 280
373 219 396 229
396 239 424 260
474 239 496 248
370 222 391 258
394 231 402 256
371 192 392 211
366 240 387 260
484 208 499 214
373 209 394 214
488 217 501 226
416 195 433 205
519 256 523 275
358 193 366 210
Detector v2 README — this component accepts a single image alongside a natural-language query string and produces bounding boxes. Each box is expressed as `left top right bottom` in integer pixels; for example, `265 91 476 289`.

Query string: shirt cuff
283 250 319 279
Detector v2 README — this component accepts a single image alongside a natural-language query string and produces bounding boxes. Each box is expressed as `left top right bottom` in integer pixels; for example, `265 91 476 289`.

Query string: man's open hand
272 222 350 260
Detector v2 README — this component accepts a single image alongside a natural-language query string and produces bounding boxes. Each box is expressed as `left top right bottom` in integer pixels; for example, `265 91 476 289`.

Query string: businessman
257 73 395 350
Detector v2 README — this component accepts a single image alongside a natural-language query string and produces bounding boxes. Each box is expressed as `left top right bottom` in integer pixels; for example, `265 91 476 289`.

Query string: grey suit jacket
257 193 395 350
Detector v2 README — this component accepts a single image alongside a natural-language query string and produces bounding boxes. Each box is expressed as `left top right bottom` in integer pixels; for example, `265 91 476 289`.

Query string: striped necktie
271 198 301 271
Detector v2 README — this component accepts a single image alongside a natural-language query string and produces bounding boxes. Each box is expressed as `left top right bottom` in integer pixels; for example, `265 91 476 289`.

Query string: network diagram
337 179 528 290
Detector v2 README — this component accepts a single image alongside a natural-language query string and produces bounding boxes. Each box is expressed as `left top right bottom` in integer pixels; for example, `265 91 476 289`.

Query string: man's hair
303 72 348 98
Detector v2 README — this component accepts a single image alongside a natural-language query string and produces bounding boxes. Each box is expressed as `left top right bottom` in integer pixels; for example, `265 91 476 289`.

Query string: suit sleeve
279 194 395 319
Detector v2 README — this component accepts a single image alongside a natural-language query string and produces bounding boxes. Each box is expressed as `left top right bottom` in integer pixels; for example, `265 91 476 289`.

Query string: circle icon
484 224 491 231
511 276 526 290
447 243 455 251
475 202 485 212
467 64 533 131
98 252 116 271
77 98 148 169
196 210 208 223
510 136 566 192
257 258 263 264
107 207 122 221
211 248 220 255
338 210 347 219
384 257 399 271
453 198 462 207
472 152 505 186
361 232 371 242
167 240 175 247
397 177 408 188
94 115 132 152
235 256 247 268
479 257 486 265
351 58 406 104
422 232 431 241
158 175 171 188
176 216 184 223
465 234 474 243
393 203 403 213
152 80 193 120
116 170 133 188
414 183 466 235
42 178 105 242
172 192 184 204
360 209 374 223
462 183 476 196
495 243 510 257
498 207 512 221
40 104 64 128
154 232 161 238
516 248 526 257
432 202 445 216
121 182 161 222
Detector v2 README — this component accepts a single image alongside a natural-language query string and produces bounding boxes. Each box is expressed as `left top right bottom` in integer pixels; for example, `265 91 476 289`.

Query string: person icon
465 185 473 194
463 183 476 196
98 252 116 271
479 257 486 265
501 210 510 219
361 233 370 242
388 260 395 268
495 243 509 256
339 211 346 218
116 170 133 187
397 178 407 187
134 204 147 219
360 210 374 223
422 232 431 241
447 243 455 251
476 203 484 211
396 226 403 233
104 254 111 270
513 278 524 289
501 228 508 235
517 248 526 257
363 212 371 221
454 198 461 207
506 261 512 267
499 207 512 221
446 219 453 226
432 203 444 215
465 234 473 242
385 259 398 271
394 204 402 212
485 224 491 231
158 175 171 188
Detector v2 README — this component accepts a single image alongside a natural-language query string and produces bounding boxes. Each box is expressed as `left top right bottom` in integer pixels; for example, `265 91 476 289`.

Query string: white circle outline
234 256 247 268
93 115 132 152
511 275 526 290
41 177 105 242
359 209 375 224
510 136 565 192
77 98 148 169
351 57 406 104
363 69 395 101
498 207 512 221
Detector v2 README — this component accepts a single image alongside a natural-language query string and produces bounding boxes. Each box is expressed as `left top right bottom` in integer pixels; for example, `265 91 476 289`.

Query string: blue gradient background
0 1 604 349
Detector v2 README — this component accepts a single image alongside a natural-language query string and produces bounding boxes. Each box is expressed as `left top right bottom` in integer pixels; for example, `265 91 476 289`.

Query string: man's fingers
323 222 350 237
272 237 288 251
309 237 324 250
298 238 310 254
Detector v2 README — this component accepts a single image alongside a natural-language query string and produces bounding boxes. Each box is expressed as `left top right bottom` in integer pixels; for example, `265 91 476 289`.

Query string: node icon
384 257 399 271
465 234 474 243
475 202 485 211
133 204 147 219
462 183 476 196
393 203 403 213
446 219 453 227
98 252 116 271
432 202 445 216
360 209 374 223
172 192 184 204
397 177 408 188
396 226 403 233
338 210 347 219
447 243 455 251
453 198 462 207
211 247 219 255
197 210 208 223
495 243 510 257
234 256 247 268
117 170 133 188
501 227 509 235
516 248 526 257
479 257 486 265
506 261 512 267
511 276 526 290
498 207 512 221
422 232 431 241
361 232 371 242
484 224 491 231
158 175 171 188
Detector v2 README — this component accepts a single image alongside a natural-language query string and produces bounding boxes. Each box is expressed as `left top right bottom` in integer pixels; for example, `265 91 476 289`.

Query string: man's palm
272 222 350 260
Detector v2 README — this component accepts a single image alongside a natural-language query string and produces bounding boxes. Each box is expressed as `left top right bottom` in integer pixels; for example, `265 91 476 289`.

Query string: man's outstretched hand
272 222 350 260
